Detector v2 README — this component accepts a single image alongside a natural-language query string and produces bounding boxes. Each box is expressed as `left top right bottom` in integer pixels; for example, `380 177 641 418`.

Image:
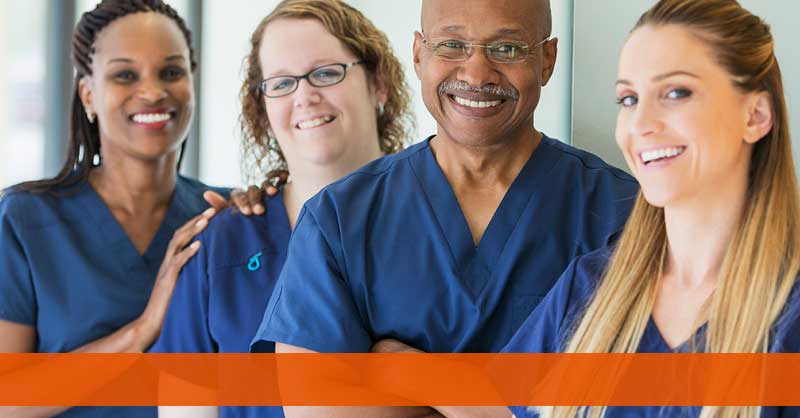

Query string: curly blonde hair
239 0 414 186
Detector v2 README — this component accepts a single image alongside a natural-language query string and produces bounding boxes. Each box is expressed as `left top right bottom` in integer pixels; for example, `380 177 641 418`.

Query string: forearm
433 406 512 418
159 406 219 418
284 406 442 418
0 406 71 418
73 317 153 353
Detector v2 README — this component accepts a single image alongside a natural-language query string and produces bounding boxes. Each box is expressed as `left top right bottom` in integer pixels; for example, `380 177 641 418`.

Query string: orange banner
0 353 799 406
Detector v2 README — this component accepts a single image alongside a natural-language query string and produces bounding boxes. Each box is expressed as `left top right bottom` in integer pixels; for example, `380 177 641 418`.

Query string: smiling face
259 18 385 171
414 0 557 148
615 24 769 208
79 12 194 162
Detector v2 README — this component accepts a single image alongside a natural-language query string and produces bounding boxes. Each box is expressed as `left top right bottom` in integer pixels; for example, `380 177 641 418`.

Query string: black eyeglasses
258 61 364 98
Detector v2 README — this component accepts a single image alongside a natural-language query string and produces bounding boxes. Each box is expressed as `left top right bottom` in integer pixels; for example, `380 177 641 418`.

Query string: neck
663 167 749 287
431 126 541 192
88 148 178 215
283 141 383 229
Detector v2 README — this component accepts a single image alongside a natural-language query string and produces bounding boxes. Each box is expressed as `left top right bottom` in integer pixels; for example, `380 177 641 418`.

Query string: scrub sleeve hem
252 331 370 354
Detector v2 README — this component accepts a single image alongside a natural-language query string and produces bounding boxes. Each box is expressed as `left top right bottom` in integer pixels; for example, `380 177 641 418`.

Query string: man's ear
541 38 558 86
743 91 773 144
413 31 424 80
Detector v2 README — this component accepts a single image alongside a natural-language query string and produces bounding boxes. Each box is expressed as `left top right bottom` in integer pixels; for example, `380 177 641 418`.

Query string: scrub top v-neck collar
73 178 194 275
409 135 561 278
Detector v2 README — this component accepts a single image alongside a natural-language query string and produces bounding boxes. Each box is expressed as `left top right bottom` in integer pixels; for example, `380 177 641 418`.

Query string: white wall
197 0 574 187
198 0 281 187
572 0 800 172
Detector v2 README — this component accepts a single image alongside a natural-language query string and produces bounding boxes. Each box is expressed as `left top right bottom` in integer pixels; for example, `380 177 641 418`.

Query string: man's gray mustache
438 80 519 100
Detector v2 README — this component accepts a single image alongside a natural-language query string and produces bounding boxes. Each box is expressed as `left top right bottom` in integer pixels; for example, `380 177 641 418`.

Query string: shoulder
0 182 85 230
541 136 638 195
176 175 230 199
771 278 800 352
570 245 614 292
303 139 431 214
198 192 290 270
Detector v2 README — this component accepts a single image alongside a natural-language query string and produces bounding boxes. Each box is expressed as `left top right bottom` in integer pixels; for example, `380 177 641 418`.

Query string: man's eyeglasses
258 61 364 98
420 35 549 64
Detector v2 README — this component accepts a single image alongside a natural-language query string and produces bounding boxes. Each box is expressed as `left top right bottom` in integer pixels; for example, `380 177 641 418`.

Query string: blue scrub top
151 190 290 418
0 175 228 418
503 245 800 418
252 135 639 354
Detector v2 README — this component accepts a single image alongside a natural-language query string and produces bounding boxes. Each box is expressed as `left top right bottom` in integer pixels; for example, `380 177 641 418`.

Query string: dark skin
0 12 260 418
277 0 553 417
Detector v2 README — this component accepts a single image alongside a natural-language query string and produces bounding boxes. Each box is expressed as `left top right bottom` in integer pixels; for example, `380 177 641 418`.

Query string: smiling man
251 0 638 417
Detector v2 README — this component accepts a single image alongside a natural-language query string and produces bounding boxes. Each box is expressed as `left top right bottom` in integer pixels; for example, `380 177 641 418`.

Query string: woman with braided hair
0 1 255 416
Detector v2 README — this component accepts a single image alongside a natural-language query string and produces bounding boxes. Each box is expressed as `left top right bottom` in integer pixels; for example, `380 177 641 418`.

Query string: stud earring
377 102 385 116
86 111 96 124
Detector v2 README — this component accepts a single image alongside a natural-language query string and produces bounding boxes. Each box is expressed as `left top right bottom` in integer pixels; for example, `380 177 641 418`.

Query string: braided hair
15 0 196 193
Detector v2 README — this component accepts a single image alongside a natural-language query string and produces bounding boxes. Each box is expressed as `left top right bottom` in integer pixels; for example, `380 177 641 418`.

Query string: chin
639 187 682 209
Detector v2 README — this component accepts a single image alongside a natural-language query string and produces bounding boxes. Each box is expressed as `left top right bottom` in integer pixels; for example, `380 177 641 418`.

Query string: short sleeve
251 207 371 353
150 240 216 353
0 194 37 325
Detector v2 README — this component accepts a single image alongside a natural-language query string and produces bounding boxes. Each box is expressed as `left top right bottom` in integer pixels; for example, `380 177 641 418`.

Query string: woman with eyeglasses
150 1 413 417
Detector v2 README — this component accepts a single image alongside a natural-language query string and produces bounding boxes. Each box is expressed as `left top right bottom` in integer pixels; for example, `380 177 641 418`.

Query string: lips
450 95 503 108
295 115 336 130
129 109 175 129
639 146 687 165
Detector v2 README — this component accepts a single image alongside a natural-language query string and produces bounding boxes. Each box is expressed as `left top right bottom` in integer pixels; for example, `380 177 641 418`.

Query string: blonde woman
503 0 800 417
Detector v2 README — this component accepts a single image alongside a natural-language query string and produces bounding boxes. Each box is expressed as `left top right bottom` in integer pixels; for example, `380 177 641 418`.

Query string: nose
629 99 664 138
457 47 501 89
135 78 168 103
293 79 322 108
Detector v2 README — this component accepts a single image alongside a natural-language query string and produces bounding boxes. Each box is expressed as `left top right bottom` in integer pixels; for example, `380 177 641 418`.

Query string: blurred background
1 0 797 189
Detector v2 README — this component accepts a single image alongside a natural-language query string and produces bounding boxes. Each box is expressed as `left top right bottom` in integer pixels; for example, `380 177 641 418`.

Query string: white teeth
452 96 502 108
640 147 685 164
132 113 171 124
297 116 334 130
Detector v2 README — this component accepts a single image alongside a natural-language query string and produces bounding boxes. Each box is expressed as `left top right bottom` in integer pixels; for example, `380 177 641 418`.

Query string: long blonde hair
544 1 800 417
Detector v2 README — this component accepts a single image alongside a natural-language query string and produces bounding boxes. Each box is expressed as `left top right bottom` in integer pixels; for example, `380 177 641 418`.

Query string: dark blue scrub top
151 190 290 418
252 135 639 354
0 175 228 418
503 245 800 418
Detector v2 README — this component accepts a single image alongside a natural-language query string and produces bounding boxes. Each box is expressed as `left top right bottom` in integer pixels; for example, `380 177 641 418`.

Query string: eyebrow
106 54 187 65
434 25 528 39
616 70 701 86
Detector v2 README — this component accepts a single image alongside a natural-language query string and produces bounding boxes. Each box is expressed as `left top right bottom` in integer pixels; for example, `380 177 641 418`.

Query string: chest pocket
511 294 545 334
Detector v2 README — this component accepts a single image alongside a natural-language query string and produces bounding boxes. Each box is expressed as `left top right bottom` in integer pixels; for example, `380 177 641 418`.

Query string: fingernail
195 218 208 228
254 205 264 214
190 241 201 250
203 207 216 217
241 207 252 215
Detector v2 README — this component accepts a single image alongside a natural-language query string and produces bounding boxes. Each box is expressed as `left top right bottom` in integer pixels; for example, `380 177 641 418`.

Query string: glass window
0 1 47 190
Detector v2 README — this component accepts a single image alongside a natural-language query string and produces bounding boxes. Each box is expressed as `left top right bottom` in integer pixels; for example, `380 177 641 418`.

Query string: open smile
128 110 176 130
639 146 687 166
296 115 337 130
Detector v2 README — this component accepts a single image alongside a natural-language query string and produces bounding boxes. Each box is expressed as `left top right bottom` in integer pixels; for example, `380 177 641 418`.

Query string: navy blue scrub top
151 190 290 418
252 135 639 354
503 245 800 418
0 175 228 418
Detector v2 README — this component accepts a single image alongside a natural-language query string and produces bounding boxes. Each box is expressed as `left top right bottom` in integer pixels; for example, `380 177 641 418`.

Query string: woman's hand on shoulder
203 185 275 216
